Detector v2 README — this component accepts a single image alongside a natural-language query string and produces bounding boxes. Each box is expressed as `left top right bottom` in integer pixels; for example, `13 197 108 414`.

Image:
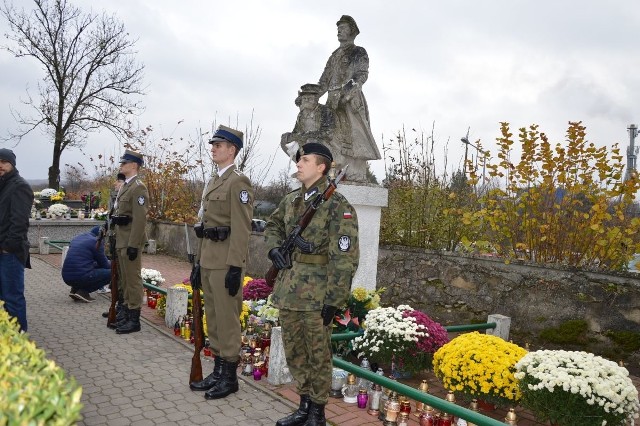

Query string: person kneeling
62 226 111 303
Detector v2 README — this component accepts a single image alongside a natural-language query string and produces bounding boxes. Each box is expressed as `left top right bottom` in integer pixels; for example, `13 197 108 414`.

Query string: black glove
268 247 289 270
225 266 242 297
321 304 338 326
126 247 138 261
194 223 204 238
190 263 201 288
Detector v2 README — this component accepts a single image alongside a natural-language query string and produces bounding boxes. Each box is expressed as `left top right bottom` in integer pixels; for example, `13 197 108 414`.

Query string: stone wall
377 245 640 367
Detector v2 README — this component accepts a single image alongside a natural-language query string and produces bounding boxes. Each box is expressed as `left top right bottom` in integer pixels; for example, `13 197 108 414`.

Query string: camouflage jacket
265 177 359 311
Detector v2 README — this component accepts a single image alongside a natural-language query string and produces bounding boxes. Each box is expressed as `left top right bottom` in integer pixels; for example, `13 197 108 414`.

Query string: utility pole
626 124 638 182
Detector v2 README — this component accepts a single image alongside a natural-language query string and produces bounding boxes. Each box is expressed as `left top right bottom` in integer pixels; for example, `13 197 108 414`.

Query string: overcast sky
1 0 639 184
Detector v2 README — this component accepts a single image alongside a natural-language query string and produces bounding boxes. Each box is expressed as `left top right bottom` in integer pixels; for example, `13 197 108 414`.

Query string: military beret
209 124 244 149
336 15 360 37
295 142 333 163
119 149 144 166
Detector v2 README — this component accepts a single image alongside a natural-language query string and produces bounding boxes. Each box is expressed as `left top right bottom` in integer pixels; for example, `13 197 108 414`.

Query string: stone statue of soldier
317 15 380 182
281 15 381 182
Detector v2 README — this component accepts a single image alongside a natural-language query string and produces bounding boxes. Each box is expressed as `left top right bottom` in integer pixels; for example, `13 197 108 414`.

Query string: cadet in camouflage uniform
189 125 254 401
112 150 149 334
266 143 359 426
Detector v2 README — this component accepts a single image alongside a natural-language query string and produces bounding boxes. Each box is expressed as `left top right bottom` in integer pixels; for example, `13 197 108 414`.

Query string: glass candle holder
357 389 368 409
253 364 262 381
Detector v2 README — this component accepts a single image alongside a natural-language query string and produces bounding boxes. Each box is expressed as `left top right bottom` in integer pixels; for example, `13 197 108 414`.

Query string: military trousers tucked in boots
190 356 223 391
116 308 141 334
204 359 238 400
276 394 311 426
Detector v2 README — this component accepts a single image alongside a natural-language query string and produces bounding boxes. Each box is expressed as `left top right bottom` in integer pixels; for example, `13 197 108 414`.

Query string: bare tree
1 0 145 188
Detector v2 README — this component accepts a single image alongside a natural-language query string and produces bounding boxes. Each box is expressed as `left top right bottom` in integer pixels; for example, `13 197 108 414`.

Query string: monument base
337 184 388 291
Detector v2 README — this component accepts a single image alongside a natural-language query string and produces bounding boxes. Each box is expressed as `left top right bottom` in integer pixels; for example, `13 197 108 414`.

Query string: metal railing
143 282 192 300
44 240 70 251
330 322 505 426
332 357 506 426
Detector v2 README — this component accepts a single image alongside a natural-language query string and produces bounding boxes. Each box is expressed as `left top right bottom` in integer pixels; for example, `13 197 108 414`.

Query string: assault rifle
187 223 204 384
265 165 348 287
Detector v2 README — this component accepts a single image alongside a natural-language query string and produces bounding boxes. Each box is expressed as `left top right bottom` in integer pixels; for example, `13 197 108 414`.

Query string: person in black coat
62 226 111 303
0 148 34 332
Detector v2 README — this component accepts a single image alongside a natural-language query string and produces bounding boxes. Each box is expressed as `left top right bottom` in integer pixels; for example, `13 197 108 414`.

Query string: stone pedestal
337 184 388 291
146 239 157 254
165 286 189 328
267 326 293 385
486 314 511 340
39 237 50 255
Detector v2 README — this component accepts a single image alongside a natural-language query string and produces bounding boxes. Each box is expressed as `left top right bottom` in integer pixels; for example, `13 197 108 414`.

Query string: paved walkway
27 253 640 426
25 256 294 426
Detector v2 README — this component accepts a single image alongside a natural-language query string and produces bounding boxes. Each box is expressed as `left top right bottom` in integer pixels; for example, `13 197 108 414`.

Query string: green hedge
0 302 82 425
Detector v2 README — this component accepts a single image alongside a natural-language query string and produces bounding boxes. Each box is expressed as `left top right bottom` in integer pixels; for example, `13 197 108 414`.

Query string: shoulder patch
239 190 250 204
338 235 351 252
137 195 146 206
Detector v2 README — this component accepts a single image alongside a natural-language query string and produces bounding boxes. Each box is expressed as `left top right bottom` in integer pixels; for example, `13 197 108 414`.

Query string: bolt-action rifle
103 198 119 328
187 223 204 383
265 165 348 287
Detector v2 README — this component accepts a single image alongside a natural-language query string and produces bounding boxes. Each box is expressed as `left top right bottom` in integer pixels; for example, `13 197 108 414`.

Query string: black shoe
190 357 223 391
116 308 141 334
204 360 239 400
71 289 95 303
302 402 326 426
276 394 311 426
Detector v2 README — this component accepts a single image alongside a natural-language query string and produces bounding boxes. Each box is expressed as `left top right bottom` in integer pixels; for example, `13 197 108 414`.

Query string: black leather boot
204 360 238 399
276 394 311 426
108 305 129 329
116 308 141 334
303 402 326 426
190 356 223 391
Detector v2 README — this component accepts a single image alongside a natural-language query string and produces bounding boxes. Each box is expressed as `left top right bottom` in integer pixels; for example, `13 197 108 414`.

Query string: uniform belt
111 215 131 226
203 226 230 241
292 253 328 265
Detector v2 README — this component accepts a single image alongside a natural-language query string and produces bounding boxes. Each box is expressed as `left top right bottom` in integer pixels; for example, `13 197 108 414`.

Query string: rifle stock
106 235 119 327
186 223 204 384
265 166 347 287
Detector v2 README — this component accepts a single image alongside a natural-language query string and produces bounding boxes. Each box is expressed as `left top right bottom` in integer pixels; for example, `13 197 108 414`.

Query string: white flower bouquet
256 295 279 324
141 268 165 286
40 188 58 198
47 203 69 217
352 304 432 374
514 350 640 426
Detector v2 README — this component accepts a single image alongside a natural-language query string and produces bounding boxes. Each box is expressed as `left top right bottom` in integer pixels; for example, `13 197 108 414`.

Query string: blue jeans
0 252 27 332
65 268 111 293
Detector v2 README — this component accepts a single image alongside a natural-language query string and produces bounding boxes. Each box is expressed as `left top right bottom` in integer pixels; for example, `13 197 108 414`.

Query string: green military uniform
265 176 359 405
196 164 253 362
114 175 148 310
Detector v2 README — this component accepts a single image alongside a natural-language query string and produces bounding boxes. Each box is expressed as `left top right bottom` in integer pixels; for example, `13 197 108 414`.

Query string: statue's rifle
187 223 204 383
265 165 348 287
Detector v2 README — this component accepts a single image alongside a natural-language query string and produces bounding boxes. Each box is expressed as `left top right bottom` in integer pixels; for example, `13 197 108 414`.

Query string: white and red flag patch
343 211 352 219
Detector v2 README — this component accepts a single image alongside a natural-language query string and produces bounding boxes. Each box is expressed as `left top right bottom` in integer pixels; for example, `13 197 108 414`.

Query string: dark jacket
0 168 33 266
62 231 111 282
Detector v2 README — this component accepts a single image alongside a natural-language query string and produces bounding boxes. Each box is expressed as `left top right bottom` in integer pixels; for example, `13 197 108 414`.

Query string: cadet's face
337 23 352 42
211 141 235 167
296 154 324 187
0 159 13 176
118 161 136 178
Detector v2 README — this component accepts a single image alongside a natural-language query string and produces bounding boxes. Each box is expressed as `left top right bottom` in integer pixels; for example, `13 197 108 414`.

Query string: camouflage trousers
279 309 333 405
